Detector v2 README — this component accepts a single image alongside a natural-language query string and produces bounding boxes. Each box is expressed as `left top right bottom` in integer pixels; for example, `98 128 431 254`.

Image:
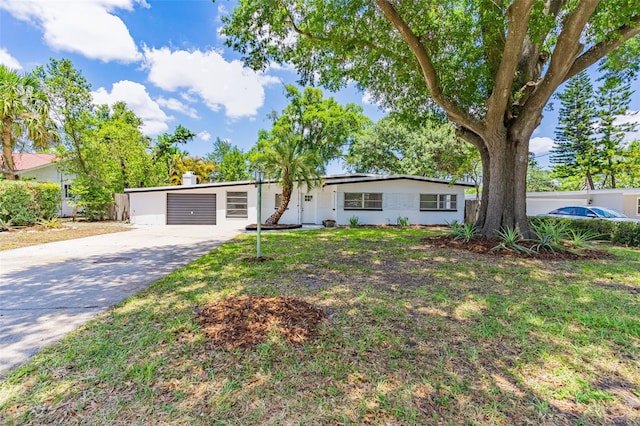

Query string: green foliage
153 125 196 184
0 65 58 178
612 222 640 247
450 222 477 242
0 181 61 225
492 227 534 254
0 217 11 231
37 217 62 229
528 216 640 247
527 154 558 192
551 71 598 190
567 229 602 249
208 138 250 182
69 177 113 221
396 216 409 227
530 219 569 244
252 86 366 224
349 215 360 227
346 115 480 186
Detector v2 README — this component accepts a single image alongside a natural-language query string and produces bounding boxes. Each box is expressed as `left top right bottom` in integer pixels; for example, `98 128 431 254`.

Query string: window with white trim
420 194 457 210
226 191 248 218
344 192 383 210
637 197 640 215
274 193 289 210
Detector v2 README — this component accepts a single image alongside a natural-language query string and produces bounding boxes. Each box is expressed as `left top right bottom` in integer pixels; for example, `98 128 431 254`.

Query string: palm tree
0 65 57 179
256 126 322 225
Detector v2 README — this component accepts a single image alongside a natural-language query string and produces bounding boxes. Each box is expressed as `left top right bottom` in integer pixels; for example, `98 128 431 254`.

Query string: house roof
125 173 474 193
321 174 475 187
527 187 640 197
3 153 57 171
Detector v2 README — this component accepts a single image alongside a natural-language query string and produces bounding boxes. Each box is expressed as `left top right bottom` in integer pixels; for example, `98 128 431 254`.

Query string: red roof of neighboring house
4 153 57 171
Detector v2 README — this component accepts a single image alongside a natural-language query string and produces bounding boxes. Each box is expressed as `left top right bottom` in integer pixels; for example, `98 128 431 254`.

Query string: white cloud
615 111 640 142
142 46 280 119
156 96 199 119
362 91 374 105
530 136 555 154
198 131 212 142
0 48 22 70
92 80 171 135
0 0 142 63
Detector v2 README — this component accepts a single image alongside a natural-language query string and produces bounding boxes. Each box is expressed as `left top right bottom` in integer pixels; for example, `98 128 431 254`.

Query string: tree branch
515 0 600 132
375 0 484 136
564 15 640 81
485 0 536 132
280 2 403 63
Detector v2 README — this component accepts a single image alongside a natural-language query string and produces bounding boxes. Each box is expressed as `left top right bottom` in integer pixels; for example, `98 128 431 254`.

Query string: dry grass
1 227 639 425
0 220 132 251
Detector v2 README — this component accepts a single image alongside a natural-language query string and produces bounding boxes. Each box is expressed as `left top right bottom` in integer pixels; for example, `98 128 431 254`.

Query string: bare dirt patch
196 296 328 349
0 219 132 251
423 235 610 260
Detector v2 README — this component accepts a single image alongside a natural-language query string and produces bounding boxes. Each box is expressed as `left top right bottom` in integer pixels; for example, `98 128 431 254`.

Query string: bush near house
0 181 61 226
529 216 640 247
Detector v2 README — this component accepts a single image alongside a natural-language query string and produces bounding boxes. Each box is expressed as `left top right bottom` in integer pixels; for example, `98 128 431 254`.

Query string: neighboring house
2 153 75 217
125 174 473 227
527 188 640 219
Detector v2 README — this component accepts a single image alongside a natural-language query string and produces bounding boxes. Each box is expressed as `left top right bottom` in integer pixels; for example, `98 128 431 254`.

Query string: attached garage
166 193 216 225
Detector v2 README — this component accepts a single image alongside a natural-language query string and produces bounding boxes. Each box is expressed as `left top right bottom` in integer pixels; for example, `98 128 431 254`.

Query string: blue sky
0 0 638 172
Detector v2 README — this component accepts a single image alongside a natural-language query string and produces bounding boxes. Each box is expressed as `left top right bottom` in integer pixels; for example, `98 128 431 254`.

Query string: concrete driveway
0 225 242 377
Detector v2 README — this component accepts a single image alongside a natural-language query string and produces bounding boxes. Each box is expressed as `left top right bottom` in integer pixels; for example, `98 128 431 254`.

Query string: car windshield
590 207 626 219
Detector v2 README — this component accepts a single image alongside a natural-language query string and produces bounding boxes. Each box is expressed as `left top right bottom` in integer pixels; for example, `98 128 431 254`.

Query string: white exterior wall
19 164 75 217
259 184 336 224
128 178 468 226
130 183 257 228
622 194 640 218
526 194 589 216
332 180 465 225
591 193 624 213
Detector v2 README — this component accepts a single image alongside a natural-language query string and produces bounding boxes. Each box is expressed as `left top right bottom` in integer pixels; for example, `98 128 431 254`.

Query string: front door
301 193 316 224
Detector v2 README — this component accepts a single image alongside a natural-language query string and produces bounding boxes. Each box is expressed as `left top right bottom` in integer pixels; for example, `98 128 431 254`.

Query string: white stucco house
527 188 640 219
3 153 75 217
125 174 474 227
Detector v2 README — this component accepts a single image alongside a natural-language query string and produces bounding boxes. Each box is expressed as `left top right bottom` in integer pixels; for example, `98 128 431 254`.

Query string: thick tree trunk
477 131 532 238
2 123 17 180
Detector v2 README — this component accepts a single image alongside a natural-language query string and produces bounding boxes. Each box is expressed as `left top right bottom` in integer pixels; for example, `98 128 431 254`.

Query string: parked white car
539 206 640 223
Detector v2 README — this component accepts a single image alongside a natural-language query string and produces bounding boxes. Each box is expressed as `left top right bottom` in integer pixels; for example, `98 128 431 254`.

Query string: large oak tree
220 0 640 236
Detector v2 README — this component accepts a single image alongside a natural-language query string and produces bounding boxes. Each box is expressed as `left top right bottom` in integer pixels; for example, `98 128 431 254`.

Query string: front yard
1 228 638 425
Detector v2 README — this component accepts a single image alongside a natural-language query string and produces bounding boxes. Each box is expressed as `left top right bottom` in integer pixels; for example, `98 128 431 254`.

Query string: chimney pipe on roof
182 171 197 185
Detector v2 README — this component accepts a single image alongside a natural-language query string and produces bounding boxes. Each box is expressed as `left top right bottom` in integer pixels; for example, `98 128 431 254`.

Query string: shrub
612 222 640 247
397 216 410 227
33 182 62 220
349 215 360 227
528 216 639 247
450 222 477 242
0 181 62 226
0 181 39 225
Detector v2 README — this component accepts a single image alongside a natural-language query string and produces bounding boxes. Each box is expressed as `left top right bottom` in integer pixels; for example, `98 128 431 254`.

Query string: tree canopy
221 0 640 236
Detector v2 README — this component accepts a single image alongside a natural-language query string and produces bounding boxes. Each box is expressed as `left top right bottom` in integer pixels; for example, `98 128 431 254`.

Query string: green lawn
1 228 639 425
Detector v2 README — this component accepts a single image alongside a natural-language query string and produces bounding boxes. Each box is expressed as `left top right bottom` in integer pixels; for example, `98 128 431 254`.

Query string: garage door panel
167 194 216 225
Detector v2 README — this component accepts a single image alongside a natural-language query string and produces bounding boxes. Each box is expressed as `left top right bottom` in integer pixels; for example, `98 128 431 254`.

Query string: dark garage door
166 193 216 225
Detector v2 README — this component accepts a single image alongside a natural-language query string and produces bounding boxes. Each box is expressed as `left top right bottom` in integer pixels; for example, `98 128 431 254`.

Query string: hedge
529 216 640 247
0 181 61 226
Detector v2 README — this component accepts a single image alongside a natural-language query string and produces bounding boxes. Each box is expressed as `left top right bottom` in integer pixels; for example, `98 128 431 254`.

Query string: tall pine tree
595 69 637 188
551 71 598 190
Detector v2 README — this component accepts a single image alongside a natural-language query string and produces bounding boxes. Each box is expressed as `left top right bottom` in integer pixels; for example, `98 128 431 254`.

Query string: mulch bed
196 296 328 349
424 235 610 260
245 224 302 231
